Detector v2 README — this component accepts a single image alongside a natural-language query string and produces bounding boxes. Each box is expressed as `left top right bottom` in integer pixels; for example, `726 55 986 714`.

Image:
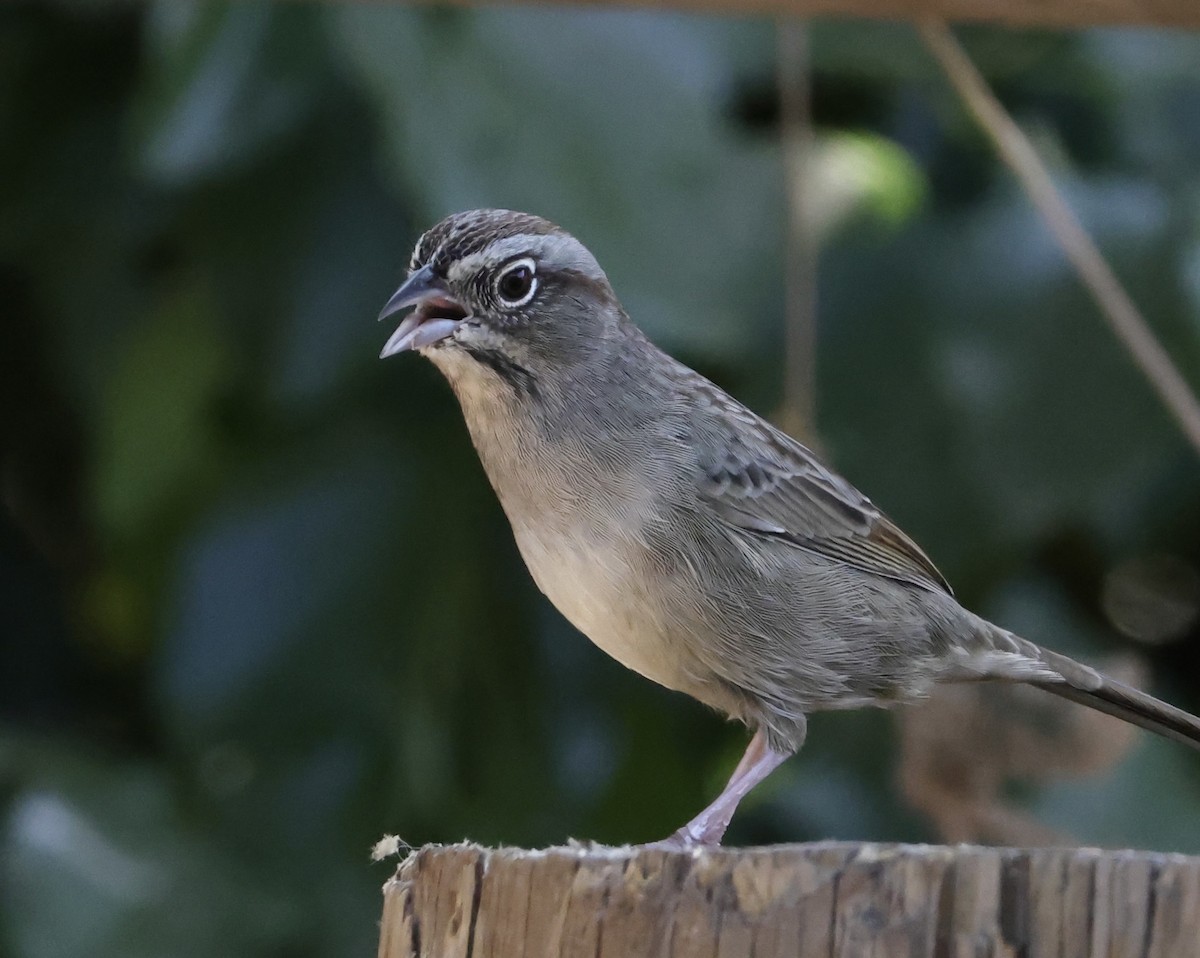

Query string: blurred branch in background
441 0 1200 30
776 20 819 443
919 20 1200 457
899 655 1145 846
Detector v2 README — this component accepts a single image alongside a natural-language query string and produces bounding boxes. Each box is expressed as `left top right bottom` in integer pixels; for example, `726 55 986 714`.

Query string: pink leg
653 726 795 848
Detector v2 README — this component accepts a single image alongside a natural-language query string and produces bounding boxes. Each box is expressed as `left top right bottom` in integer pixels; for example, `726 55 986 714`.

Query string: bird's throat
458 344 540 400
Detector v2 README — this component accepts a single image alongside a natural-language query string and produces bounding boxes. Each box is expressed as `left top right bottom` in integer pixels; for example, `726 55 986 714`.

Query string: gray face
378 209 615 364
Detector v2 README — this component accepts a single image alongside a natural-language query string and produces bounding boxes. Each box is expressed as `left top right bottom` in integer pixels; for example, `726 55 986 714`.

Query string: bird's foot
639 824 722 851
638 729 795 852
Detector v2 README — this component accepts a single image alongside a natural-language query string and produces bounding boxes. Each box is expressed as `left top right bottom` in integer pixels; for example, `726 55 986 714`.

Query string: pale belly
512 522 693 693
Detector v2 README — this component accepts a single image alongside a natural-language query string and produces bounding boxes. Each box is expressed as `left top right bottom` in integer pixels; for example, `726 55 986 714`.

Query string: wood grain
378 842 1200 958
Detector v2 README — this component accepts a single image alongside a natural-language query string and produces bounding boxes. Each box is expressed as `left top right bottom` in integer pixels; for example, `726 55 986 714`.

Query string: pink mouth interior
416 296 469 325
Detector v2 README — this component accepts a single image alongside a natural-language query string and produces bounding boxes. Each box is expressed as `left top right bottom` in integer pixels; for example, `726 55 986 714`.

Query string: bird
377 208 1200 847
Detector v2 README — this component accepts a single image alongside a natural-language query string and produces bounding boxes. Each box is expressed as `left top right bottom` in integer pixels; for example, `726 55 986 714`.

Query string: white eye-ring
494 257 539 308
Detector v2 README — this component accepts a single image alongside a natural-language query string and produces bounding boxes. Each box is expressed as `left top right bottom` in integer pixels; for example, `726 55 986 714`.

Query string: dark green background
3 4 1200 956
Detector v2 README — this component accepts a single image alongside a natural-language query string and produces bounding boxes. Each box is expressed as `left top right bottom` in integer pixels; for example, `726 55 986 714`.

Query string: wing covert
691 386 951 595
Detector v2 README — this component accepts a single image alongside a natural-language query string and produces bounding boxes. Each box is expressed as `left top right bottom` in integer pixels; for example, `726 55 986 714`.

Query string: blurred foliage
2 3 1200 956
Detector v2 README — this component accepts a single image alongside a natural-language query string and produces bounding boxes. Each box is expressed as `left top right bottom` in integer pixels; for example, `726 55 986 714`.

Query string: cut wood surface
425 0 1200 31
378 841 1200 957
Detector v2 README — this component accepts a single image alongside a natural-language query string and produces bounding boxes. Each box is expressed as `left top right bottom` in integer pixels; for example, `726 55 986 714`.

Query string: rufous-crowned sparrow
379 209 1200 847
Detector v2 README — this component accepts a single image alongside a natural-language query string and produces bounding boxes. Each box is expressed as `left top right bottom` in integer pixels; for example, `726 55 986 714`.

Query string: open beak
378 264 469 358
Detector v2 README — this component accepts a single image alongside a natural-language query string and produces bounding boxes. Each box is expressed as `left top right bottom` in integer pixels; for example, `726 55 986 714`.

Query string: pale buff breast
509 514 699 693
434 346 709 697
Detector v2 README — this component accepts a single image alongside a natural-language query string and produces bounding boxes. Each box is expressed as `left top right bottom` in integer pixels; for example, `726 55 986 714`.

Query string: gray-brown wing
691 385 952 596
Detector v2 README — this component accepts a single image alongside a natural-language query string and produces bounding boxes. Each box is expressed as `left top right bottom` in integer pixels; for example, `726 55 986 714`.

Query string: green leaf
92 279 229 541
133 2 326 183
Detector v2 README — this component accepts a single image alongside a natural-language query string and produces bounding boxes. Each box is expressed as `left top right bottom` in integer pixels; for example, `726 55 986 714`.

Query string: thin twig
918 19 1200 456
777 19 819 443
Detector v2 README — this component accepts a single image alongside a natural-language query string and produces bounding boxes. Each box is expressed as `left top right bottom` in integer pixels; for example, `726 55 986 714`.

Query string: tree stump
377 841 1200 957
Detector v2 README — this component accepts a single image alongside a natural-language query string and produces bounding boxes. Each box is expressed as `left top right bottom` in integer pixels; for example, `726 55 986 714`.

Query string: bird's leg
655 727 794 848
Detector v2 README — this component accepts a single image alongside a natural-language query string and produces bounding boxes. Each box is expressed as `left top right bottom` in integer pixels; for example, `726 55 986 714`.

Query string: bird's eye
495 258 538 307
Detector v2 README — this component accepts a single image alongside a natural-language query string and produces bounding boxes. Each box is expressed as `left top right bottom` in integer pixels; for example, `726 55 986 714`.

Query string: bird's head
378 210 622 388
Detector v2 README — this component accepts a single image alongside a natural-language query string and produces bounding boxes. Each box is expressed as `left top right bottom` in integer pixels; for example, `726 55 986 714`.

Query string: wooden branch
426 0 1200 32
777 21 820 445
378 841 1200 957
919 21 1200 458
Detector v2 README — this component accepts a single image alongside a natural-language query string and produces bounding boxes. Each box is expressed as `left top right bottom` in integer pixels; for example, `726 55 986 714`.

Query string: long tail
1032 649 1200 752
962 619 1200 752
